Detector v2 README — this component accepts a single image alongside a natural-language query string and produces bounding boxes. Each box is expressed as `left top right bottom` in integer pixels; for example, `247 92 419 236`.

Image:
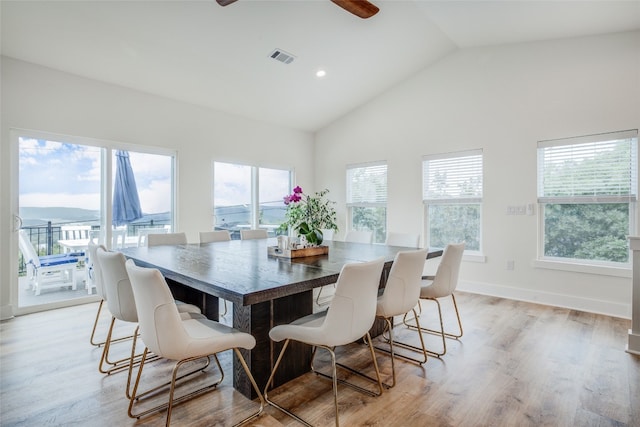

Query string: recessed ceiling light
316 69 327 78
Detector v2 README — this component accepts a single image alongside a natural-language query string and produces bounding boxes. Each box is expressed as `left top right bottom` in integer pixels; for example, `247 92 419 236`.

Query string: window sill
463 253 486 263
533 259 631 278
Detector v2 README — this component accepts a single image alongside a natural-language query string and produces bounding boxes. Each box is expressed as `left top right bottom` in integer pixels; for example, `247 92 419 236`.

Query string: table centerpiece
270 186 338 258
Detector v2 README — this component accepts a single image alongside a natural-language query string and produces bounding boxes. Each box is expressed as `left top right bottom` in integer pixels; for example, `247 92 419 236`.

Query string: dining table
120 238 442 399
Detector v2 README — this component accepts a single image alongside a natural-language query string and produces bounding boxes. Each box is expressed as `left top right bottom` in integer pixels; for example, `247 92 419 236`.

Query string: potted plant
279 186 338 246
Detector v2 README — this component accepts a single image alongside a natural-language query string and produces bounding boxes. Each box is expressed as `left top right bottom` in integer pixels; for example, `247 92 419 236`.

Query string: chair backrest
18 229 40 268
344 230 373 244
60 225 92 240
111 228 127 249
147 232 187 247
240 229 268 240
384 231 420 248
125 259 193 359
199 230 231 243
321 257 385 347
377 249 428 318
428 243 465 297
137 227 169 247
320 229 335 241
96 248 138 322
87 242 108 299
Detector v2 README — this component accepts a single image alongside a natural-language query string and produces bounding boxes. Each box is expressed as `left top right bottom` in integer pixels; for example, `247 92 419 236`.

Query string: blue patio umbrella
112 150 143 226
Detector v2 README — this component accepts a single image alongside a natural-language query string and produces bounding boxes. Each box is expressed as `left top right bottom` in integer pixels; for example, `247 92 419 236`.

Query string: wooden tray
268 245 329 259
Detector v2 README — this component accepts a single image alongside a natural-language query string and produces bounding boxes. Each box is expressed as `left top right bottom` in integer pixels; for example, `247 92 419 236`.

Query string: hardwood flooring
0 292 637 426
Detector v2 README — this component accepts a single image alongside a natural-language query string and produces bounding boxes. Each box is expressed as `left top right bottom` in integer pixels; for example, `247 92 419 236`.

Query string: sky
19 138 292 215
19 137 171 213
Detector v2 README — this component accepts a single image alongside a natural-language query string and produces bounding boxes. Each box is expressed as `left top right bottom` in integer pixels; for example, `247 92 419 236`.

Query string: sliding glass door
13 130 175 312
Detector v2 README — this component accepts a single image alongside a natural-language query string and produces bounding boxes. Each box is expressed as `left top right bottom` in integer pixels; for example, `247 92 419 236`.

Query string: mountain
19 207 170 227
20 207 100 227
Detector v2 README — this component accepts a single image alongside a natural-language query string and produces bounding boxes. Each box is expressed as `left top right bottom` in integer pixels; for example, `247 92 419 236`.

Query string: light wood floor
1 292 638 427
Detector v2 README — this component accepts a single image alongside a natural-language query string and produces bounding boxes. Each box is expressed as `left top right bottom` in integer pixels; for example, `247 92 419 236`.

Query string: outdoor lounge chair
18 229 80 295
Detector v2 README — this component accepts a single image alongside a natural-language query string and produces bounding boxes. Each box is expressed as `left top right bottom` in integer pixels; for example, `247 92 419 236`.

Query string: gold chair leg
401 295 464 357
99 318 153 375
314 332 384 397
128 350 222 423
383 308 430 362
126 326 214 401
221 298 228 317
315 283 336 306
90 302 135 348
265 335 383 427
89 299 104 346
231 348 265 427
264 340 314 427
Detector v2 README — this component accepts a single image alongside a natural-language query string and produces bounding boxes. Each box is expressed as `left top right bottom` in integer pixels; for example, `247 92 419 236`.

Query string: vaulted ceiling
2 1 639 132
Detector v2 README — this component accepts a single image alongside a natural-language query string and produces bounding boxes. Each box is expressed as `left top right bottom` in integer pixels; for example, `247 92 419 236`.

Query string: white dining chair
136 227 168 247
344 230 373 244
264 257 385 427
373 249 429 386
199 230 231 243
401 242 465 357
146 232 187 247
198 230 232 316
125 259 265 426
384 231 420 248
95 248 201 383
240 229 268 240
315 228 373 307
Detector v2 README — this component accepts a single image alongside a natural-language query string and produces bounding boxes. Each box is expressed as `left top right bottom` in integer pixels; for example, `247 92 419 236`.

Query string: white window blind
422 150 483 204
346 162 387 205
537 130 638 204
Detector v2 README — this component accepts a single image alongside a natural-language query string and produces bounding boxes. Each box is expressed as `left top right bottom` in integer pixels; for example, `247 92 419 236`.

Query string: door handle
13 214 23 232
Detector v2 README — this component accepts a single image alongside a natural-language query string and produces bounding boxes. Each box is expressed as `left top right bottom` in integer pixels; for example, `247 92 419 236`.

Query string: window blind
537 130 638 203
422 150 483 204
346 161 387 205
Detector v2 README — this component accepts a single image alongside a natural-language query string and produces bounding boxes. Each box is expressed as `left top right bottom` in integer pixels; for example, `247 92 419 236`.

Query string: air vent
269 49 295 65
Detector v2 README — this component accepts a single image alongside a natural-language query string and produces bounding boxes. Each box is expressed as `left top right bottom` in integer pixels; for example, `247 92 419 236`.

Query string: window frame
536 129 638 268
346 161 387 244
212 161 292 239
422 149 483 254
11 128 177 314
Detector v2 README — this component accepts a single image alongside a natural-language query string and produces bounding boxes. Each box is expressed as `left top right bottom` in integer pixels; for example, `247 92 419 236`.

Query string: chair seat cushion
38 254 80 267
420 279 443 299
269 310 330 346
173 318 256 359
175 301 201 314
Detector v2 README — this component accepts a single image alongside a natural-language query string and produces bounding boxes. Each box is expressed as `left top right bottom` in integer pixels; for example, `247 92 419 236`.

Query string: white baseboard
0 304 15 321
627 329 640 355
458 280 631 320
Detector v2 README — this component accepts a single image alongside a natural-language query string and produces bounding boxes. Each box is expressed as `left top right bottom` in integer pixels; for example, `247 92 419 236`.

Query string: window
423 150 483 251
537 130 638 265
213 162 291 239
346 162 387 243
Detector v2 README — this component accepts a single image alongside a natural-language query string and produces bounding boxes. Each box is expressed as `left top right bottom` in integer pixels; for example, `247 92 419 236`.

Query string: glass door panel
213 162 252 240
259 167 290 236
112 150 174 247
18 136 102 308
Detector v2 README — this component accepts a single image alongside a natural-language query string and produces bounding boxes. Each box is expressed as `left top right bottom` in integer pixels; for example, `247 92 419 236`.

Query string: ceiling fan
216 0 379 19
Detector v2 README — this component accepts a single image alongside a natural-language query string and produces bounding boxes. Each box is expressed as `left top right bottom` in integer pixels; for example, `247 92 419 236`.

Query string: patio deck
18 267 94 308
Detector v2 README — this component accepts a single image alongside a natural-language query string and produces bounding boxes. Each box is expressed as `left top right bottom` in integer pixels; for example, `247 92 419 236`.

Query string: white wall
315 31 640 318
0 57 315 318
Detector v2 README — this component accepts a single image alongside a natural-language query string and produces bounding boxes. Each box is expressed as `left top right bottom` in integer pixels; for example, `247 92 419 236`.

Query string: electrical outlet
506 260 515 270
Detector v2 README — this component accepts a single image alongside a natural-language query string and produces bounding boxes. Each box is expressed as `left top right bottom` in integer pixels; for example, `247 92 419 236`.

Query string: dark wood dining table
121 238 442 399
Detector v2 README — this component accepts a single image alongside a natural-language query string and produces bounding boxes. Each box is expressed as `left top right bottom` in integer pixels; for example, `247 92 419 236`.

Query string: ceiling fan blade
331 0 379 19
216 0 238 6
